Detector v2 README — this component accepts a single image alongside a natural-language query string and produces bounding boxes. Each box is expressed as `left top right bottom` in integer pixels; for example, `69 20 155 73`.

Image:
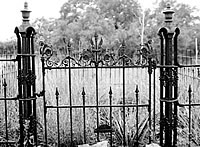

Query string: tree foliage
31 0 200 58
144 0 200 58
32 0 143 57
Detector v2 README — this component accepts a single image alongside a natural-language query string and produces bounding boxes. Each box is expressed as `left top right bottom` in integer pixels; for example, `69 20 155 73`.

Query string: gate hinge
34 90 44 97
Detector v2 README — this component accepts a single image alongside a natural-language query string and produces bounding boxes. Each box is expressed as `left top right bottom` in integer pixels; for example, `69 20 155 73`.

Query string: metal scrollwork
39 40 59 67
39 41 53 58
40 33 157 68
61 56 80 67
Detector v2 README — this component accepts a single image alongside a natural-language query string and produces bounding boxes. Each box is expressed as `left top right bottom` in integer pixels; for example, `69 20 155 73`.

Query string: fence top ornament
163 3 174 24
19 2 32 32
162 3 176 33
158 3 180 38
40 33 157 68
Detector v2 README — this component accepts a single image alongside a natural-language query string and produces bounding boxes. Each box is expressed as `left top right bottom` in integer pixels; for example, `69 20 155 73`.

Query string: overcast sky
0 0 199 42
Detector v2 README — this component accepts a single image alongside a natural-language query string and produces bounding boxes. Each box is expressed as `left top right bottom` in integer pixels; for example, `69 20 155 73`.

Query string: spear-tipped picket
3 79 8 146
109 87 113 96
109 87 113 147
3 79 7 87
135 85 139 95
55 87 59 99
82 87 86 97
82 87 86 143
135 85 139 146
55 87 60 146
188 85 192 95
188 85 192 147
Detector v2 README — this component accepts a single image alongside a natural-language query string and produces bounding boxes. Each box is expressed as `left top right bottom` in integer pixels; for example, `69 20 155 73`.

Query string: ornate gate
39 32 158 146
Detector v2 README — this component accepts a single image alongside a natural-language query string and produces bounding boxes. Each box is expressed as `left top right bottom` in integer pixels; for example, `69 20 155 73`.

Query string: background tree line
1 0 200 60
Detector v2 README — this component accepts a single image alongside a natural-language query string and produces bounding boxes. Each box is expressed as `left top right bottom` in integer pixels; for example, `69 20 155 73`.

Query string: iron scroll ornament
40 33 156 67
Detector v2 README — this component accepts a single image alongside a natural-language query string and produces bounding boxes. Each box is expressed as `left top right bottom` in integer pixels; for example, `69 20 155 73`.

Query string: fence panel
0 53 18 146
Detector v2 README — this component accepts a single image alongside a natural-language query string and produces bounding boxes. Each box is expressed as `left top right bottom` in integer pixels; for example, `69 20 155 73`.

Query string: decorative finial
21 1 31 27
163 3 174 26
166 3 170 9
24 1 28 10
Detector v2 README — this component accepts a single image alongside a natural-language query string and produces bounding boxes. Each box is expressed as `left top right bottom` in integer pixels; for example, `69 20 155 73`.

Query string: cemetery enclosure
1 32 200 146
1 2 200 147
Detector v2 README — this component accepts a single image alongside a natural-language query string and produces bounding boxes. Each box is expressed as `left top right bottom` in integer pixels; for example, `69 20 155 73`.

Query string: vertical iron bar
26 31 33 146
3 79 8 147
15 28 24 147
93 35 100 141
56 88 60 147
95 65 99 141
173 70 178 147
148 58 152 144
188 85 192 147
173 28 180 146
122 55 126 146
31 33 37 146
22 33 29 119
93 32 100 141
158 29 165 146
41 57 47 145
153 67 156 136
26 33 32 119
165 33 173 147
135 85 139 146
82 88 86 144
109 87 113 147
68 43 73 145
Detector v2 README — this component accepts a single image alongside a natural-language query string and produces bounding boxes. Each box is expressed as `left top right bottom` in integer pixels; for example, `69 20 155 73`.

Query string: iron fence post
15 27 24 147
15 2 37 146
158 4 180 147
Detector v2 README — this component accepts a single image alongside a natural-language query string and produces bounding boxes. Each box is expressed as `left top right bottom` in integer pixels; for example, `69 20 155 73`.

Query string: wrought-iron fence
1 35 200 146
0 53 18 146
